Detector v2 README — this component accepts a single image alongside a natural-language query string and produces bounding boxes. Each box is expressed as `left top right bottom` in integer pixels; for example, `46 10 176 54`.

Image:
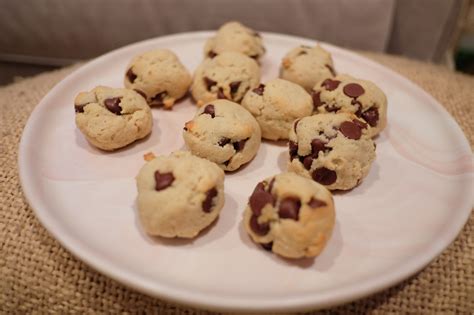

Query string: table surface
0 51 473 314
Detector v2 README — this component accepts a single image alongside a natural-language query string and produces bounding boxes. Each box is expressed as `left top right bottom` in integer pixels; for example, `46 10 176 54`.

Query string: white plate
19 32 473 312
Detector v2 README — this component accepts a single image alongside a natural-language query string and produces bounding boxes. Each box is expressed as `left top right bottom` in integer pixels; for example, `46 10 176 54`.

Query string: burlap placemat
0 52 473 314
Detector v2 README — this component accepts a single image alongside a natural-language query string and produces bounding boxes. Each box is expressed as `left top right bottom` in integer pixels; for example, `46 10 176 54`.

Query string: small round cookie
280 45 335 92
74 86 152 151
191 51 260 106
124 49 191 109
243 172 335 259
311 74 387 137
136 151 225 238
183 99 261 171
240 78 313 141
204 21 265 60
288 113 376 190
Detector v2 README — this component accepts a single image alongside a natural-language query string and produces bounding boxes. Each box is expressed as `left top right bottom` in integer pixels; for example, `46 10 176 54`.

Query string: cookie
136 151 225 238
124 49 191 109
243 172 335 259
74 86 152 151
204 21 265 60
288 113 376 190
280 45 335 92
240 78 313 141
191 51 260 106
311 74 387 137
183 99 261 171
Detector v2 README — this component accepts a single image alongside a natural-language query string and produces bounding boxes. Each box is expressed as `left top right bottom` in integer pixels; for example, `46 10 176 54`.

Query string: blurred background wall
0 0 472 85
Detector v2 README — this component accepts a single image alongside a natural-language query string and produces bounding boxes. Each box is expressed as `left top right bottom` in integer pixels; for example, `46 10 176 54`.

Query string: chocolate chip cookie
183 99 261 171
136 151 225 238
240 78 313 140
243 172 335 259
124 49 191 109
204 21 265 60
74 86 152 151
311 74 387 137
280 45 335 92
288 113 376 190
191 51 260 106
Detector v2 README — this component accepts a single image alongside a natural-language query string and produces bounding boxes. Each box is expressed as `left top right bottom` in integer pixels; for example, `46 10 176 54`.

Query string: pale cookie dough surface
288 113 376 190
280 45 335 92
204 21 265 60
183 99 261 171
191 51 260 105
243 172 335 259
240 78 313 141
74 86 152 151
136 151 225 238
311 74 387 137
124 49 191 109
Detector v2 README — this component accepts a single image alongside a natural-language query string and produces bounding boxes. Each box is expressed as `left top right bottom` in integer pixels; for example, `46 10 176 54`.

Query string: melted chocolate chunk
202 104 215 118
289 141 298 161
74 104 86 113
104 97 122 115
343 83 365 98
303 155 314 170
202 187 218 213
361 107 379 127
250 54 259 59
218 137 231 147
261 242 273 251
339 121 362 140
311 91 323 110
311 139 327 155
150 91 167 106
353 119 368 129
267 178 275 193
312 167 337 185
204 77 217 91
278 197 301 220
208 50 217 58
249 214 270 235
252 84 265 96
217 88 226 99
321 79 341 91
308 197 327 208
229 81 241 95
126 68 137 83
233 139 247 152
249 182 274 216
154 171 175 191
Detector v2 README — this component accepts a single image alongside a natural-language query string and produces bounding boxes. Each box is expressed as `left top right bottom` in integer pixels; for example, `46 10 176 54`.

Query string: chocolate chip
218 137 231 147
353 119 368 129
250 54 259 59
261 242 273 251
267 178 275 193
249 214 270 236
252 84 265 96
229 81 241 95
217 88 226 99
154 171 175 191
325 104 340 112
321 79 341 91
308 197 327 208
104 97 122 115
278 197 301 220
325 64 336 76
202 187 218 213
339 121 362 140
233 139 247 152
249 182 274 216
293 119 301 133
202 104 215 118
312 167 337 185
311 91 323 110
343 83 365 98
133 89 147 99
150 91 167 106
303 155 313 170
208 50 217 58
204 77 217 91
361 107 379 127
289 141 298 161
74 104 86 113
126 68 137 83
311 139 327 155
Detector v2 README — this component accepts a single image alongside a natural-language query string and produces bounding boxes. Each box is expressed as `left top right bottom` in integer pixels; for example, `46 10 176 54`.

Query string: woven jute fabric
0 52 473 314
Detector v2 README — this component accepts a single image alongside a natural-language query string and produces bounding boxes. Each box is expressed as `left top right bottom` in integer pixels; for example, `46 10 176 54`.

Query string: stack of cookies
73 21 387 260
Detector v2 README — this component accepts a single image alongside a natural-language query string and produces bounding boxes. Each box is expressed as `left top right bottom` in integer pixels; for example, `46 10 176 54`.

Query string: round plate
18 32 473 312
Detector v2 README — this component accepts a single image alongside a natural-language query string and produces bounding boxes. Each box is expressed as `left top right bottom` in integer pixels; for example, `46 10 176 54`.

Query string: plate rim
18 31 474 312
